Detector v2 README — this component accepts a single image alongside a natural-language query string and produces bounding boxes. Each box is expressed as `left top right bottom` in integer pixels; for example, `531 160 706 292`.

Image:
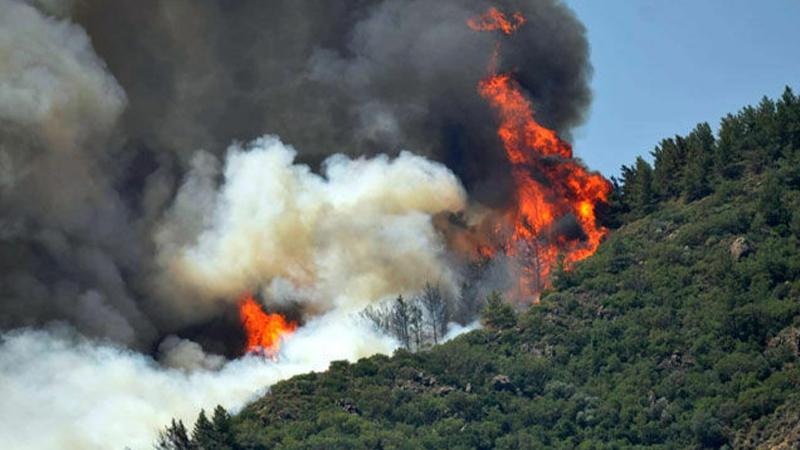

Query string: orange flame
238 295 297 357
470 8 611 300
467 7 526 35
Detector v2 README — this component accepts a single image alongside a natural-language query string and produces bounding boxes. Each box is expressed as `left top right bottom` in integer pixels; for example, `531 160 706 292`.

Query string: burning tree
469 8 611 300
238 295 297 358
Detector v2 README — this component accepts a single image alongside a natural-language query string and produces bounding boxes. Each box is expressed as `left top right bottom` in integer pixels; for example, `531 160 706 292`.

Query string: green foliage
155 419 193 450
160 87 800 449
759 171 790 227
480 292 517 329
652 136 687 199
681 123 714 201
619 157 656 217
362 286 455 351
190 410 215 449
610 86 800 223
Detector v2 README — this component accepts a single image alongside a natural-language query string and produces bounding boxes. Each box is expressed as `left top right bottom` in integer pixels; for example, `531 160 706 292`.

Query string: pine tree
210 406 236 450
155 419 193 450
481 292 516 329
748 97 780 171
759 172 789 226
551 254 577 290
652 137 687 199
630 157 656 215
682 123 715 201
409 301 424 351
190 410 215 450
777 86 800 151
419 282 450 344
390 295 412 349
715 113 746 179
619 164 637 207
601 175 627 228
361 295 426 350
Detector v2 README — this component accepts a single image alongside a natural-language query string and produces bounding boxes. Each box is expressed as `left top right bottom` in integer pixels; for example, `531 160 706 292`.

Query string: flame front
470 8 611 300
238 295 297 357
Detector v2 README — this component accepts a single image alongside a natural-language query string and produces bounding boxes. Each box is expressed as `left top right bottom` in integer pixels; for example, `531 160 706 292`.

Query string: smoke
0 0 593 447
0 0 590 351
157 335 225 371
152 135 466 327
0 0 156 348
0 319 397 450
71 0 589 198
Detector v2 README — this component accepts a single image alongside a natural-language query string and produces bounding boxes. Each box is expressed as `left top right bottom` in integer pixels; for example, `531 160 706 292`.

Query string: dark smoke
75 0 590 197
0 0 591 349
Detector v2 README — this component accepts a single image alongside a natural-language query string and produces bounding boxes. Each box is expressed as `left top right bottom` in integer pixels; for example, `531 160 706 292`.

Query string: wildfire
238 295 297 357
470 8 611 300
467 7 526 35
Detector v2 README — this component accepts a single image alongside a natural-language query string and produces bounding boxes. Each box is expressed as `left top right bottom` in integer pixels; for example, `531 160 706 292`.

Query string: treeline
155 406 237 450
361 283 454 351
610 86 800 221
360 286 518 352
152 87 800 449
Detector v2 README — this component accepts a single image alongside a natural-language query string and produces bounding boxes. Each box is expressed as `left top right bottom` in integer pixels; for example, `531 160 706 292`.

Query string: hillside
159 88 800 449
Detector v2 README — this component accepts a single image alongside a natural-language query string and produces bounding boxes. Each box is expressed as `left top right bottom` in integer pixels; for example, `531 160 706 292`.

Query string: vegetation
360 282 466 352
156 406 237 450
158 87 800 449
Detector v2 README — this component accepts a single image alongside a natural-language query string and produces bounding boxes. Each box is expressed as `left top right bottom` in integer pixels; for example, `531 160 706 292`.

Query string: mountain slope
162 88 800 449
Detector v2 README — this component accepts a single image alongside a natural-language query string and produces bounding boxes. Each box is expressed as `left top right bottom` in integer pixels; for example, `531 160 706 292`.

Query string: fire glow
467 7 526 35
238 295 297 358
470 8 611 299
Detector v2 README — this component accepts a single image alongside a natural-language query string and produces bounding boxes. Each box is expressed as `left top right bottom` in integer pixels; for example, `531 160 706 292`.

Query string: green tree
210 405 237 450
481 292 516 329
759 172 789 226
419 282 450 344
715 113 746 178
629 157 656 215
682 123 715 201
602 176 628 228
747 97 780 171
390 295 413 349
776 86 800 151
652 137 686 199
155 419 193 450
190 410 215 449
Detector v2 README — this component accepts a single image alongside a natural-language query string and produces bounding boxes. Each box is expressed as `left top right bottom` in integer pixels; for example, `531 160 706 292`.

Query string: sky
563 0 800 177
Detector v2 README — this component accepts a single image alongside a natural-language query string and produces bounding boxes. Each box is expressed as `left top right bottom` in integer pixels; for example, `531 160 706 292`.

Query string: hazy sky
564 0 800 176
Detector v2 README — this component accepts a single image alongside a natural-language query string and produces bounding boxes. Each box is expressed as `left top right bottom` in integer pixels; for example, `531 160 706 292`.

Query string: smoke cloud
0 0 156 348
0 0 590 351
152 135 466 327
0 0 593 447
72 0 589 198
0 320 397 450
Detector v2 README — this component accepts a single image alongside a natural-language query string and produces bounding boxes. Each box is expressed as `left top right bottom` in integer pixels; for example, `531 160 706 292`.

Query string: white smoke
0 0 125 149
0 0 156 349
1 124 472 449
157 335 226 372
0 3 478 449
0 316 398 450
153 135 467 324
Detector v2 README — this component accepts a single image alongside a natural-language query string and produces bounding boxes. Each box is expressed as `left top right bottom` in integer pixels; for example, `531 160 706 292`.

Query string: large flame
470 8 611 300
238 295 297 357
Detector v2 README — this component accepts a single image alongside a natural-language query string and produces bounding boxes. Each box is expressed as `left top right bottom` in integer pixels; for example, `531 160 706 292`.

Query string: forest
157 87 800 449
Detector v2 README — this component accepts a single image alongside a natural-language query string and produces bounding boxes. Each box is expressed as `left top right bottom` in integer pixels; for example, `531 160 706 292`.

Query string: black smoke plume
0 0 591 349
